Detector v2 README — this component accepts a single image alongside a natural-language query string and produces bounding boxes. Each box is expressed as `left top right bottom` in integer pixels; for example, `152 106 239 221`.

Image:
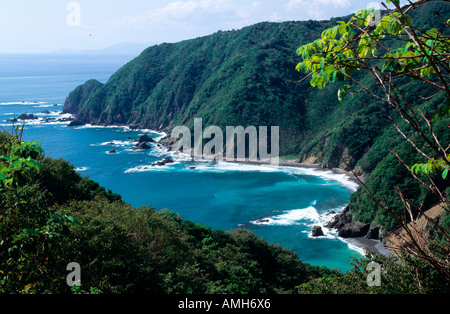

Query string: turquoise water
0 54 363 272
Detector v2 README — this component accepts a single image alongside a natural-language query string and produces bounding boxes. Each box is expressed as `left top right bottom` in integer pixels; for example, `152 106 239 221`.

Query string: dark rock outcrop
68 120 85 127
138 134 155 143
338 222 370 238
134 141 151 150
152 157 174 167
366 223 381 240
326 206 370 238
311 225 324 237
18 113 38 120
326 206 353 230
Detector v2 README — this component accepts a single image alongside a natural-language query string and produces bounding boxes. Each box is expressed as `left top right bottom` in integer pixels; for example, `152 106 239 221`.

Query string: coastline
216 157 392 257
67 123 392 257
343 236 393 257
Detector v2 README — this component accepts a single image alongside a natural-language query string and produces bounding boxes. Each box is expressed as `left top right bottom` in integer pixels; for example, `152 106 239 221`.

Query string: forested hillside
0 130 344 293
1 130 448 294
63 2 449 235
2 0 449 294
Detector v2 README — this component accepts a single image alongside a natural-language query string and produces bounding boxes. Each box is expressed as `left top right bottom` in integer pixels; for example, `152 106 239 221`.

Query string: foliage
295 0 450 282
298 251 450 294
2 130 446 294
295 0 450 177
0 131 331 294
63 2 450 235
0 126 43 191
3 1 449 295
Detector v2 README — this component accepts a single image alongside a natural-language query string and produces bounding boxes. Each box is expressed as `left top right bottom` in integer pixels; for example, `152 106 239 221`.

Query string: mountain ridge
63 1 450 235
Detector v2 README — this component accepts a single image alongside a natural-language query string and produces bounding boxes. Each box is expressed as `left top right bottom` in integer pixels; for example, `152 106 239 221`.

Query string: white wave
73 124 166 140
124 161 179 173
2 113 74 126
342 239 366 255
250 205 346 240
124 165 156 173
35 111 62 116
73 124 124 130
144 158 358 191
193 161 279 173
251 206 320 227
34 104 62 108
124 154 181 173
278 166 359 192
75 167 89 172
151 131 167 142
0 101 47 106
93 140 134 147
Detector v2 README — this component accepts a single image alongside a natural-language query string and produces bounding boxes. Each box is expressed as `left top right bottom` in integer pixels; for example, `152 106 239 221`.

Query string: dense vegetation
295 0 449 285
1 129 448 294
64 1 449 235
2 0 448 294
1 130 336 293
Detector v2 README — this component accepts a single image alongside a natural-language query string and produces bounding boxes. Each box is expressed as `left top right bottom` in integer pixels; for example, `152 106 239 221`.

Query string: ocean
0 53 363 272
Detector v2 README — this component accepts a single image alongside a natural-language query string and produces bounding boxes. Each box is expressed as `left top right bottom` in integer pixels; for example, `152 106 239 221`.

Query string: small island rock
312 225 324 237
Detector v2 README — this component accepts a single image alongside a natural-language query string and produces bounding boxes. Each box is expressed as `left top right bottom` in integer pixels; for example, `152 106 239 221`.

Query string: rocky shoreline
66 121 392 256
213 158 392 256
262 159 392 256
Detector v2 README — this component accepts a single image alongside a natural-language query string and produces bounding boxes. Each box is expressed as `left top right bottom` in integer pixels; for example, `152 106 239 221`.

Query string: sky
0 0 395 54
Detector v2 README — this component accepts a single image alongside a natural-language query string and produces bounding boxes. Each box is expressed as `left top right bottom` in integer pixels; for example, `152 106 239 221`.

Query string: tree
294 0 449 287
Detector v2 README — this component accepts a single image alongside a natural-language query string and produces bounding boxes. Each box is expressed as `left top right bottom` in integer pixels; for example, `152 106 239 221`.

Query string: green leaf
24 157 41 171
24 229 43 236
338 84 351 102
421 164 428 174
443 168 448 180
386 0 400 6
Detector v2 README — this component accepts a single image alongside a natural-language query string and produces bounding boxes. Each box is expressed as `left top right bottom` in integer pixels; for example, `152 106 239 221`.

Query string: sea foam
278 166 359 192
250 206 320 226
0 101 47 106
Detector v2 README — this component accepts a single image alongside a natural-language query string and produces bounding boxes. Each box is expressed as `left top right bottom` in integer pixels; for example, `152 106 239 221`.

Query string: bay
0 53 363 272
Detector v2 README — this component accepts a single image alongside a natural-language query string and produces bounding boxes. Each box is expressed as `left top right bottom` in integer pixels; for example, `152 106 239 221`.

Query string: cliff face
64 19 361 160
64 18 392 171
63 1 449 234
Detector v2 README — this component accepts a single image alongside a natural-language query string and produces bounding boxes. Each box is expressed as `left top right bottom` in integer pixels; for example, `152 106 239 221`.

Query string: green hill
63 1 449 235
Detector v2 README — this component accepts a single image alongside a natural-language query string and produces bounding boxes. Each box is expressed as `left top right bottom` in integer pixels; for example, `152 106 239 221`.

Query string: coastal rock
326 205 353 230
108 149 116 154
338 223 370 238
138 134 155 143
366 223 381 240
152 157 174 167
18 113 38 120
311 225 324 237
68 120 85 127
134 141 151 150
326 205 370 238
